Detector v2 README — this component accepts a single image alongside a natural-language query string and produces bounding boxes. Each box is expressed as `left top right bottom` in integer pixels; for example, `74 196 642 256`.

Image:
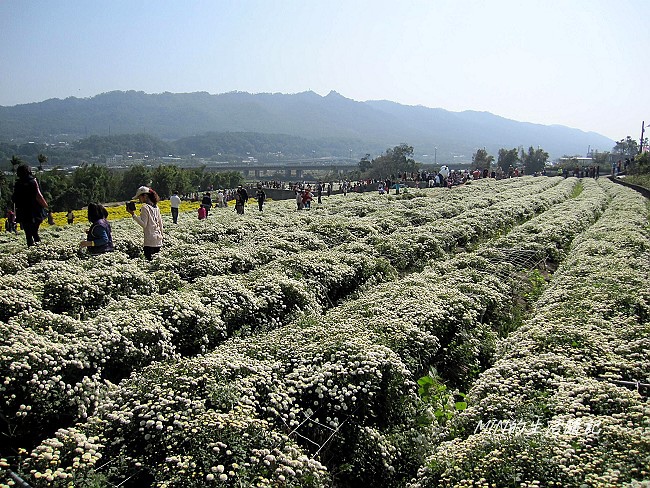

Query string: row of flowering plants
0 176 576 452
0 175 565 276
409 178 650 487
1 177 626 486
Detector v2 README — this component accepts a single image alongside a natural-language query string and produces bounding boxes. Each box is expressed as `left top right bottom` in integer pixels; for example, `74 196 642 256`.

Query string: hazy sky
2 0 648 141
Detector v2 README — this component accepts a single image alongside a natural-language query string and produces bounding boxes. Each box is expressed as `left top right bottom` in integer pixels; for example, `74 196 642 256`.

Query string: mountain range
0 90 614 161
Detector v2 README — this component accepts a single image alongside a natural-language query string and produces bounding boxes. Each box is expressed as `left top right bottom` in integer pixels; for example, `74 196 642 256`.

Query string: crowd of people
197 185 252 218
560 166 601 178
0 168 487 252
5 162 606 259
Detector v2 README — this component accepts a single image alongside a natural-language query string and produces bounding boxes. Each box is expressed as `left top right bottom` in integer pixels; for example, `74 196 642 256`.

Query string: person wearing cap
127 186 164 260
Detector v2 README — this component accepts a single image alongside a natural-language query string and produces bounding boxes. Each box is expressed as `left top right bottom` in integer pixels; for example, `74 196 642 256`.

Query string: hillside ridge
0 90 614 159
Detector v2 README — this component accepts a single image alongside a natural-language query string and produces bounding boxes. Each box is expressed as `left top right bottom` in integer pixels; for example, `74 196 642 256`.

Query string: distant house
106 154 123 166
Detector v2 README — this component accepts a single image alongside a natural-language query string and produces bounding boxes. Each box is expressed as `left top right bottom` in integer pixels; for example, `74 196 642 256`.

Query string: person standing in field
201 192 212 217
255 185 266 212
302 187 313 209
5 209 17 234
11 164 49 247
295 188 304 211
170 190 181 224
66 210 75 225
234 189 244 214
236 186 248 214
79 203 114 254
128 186 163 261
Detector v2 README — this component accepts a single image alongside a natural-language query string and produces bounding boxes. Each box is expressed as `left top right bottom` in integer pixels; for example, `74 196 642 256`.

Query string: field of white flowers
0 176 648 487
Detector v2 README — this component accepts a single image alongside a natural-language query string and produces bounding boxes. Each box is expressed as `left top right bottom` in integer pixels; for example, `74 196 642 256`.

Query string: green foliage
10 155 23 172
151 165 187 199
358 153 372 172
0 161 245 212
472 148 494 169
116 164 151 200
521 146 549 173
417 368 467 426
524 268 547 304
364 143 420 179
70 164 114 205
73 133 173 156
625 173 650 189
570 179 584 198
172 131 364 160
36 153 47 171
631 151 650 175
591 151 610 168
613 135 639 157
497 147 519 172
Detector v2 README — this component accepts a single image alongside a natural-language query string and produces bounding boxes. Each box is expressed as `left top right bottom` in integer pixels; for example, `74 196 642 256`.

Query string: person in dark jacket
255 185 266 211
79 203 114 254
11 164 49 246
201 192 212 217
236 186 248 214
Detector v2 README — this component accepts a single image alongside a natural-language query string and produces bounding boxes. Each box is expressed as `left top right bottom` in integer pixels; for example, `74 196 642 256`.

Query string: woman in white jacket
128 186 164 260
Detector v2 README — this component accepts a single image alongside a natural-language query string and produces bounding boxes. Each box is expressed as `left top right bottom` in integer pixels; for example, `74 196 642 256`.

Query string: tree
151 165 188 199
591 151 610 167
37 153 48 172
212 171 244 190
497 148 519 173
366 143 418 179
41 169 72 211
10 155 23 173
631 151 650 175
358 154 372 173
118 165 152 200
613 136 639 157
71 164 113 206
472 149 494 170
193 166 215 192
0 171 8 209
521 146 549 173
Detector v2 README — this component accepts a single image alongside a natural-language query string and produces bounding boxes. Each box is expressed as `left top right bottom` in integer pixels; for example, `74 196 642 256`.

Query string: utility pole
640 121 645 154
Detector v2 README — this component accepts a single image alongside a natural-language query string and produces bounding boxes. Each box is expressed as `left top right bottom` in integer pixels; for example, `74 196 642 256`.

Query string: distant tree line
0 161 243 213
358 144 552 178
0 132 372 170
359 139 649 179
494 146 549 174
